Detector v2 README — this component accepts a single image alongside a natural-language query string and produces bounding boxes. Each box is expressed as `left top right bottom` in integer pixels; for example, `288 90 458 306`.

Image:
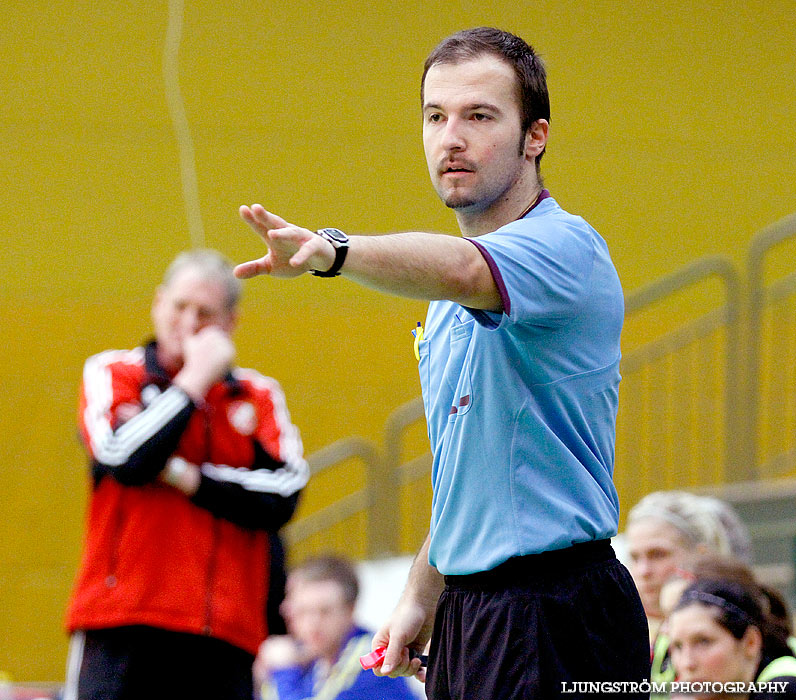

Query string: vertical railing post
365 434 397 559
721 263 753 482
745 213 796 480
746 237 766 481
379 398 426 558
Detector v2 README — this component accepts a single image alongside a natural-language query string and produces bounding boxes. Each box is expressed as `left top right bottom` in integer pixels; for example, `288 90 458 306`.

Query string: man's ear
523 119 549 161
151 285 164 322
224 309 240 334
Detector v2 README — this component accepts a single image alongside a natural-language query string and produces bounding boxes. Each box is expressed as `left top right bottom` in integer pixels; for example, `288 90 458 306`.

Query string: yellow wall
1 0 795 681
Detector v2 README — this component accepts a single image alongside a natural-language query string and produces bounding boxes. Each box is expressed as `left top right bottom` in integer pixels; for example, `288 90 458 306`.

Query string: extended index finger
240 204 291 234
239 205 268 242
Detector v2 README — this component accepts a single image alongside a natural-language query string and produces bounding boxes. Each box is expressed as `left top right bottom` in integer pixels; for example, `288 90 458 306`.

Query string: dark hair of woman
674 578 792 662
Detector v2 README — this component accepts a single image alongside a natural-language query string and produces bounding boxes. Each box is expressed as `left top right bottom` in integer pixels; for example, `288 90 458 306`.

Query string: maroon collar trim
516 189 551 221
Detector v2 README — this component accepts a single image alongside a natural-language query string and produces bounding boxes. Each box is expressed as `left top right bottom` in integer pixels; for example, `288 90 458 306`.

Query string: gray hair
627 490 752 563
698 496 753 564
162 249 242 310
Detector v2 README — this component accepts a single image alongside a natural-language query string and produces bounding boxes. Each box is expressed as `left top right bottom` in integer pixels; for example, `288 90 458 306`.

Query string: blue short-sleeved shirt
418 193 624 575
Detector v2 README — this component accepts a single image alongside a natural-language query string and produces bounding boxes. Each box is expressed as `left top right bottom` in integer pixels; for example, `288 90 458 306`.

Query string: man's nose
181 308 202 333
440 117 466 152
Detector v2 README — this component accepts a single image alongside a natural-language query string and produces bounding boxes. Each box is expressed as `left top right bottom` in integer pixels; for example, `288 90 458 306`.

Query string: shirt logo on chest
449 394 471 416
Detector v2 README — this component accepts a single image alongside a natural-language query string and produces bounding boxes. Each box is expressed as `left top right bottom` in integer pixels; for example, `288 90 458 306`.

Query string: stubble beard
441 189 482 212
435 169 495 213
438 164 524 215
433 134 531 214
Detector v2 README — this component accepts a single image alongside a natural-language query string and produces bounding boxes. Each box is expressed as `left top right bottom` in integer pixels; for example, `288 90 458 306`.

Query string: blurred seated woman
626 492 752 647
668 578 796 699
654 554 792 688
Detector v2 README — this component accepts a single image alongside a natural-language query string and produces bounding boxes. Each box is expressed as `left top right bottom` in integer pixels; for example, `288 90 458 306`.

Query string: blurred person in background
655 553 795 688
651 553 792 682
625 490 753 646
626 491 754 692
64 249 309 700
668 578 796 699
255 555 416 700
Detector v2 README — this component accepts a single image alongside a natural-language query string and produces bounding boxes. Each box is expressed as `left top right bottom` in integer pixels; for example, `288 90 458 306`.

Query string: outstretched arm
371 534 444 682
235 205 502 312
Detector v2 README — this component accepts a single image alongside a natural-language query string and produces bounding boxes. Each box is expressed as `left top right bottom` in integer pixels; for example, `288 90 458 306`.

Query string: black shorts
64 625 256 700
426 540 650 700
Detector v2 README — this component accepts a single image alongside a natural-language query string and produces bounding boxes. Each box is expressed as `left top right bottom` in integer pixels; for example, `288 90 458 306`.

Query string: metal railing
285 212 796 555
615 256 745 508
746 212 796 479
283 437 383 558
384 397 431 555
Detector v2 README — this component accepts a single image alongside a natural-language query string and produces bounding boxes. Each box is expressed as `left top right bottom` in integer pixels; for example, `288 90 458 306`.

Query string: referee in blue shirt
236 26 649 700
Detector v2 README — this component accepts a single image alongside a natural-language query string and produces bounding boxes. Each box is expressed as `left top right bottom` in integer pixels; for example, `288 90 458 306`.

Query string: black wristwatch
310 228 350 277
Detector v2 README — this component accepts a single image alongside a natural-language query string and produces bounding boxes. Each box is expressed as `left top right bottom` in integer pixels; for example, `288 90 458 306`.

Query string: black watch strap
311 228 350 277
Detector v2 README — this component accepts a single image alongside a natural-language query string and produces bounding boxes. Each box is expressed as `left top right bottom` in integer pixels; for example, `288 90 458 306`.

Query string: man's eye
427 113 442 123
473 113 490 121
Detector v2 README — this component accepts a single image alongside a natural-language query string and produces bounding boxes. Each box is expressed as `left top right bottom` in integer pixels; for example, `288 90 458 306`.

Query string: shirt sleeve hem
467 237 511 316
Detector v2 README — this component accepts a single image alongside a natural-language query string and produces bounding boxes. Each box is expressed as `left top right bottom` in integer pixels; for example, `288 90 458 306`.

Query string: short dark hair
421 27 550 166
290 555 359 606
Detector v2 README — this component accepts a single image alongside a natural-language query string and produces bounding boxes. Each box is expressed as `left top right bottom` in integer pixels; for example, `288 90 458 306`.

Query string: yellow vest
757 655 796 683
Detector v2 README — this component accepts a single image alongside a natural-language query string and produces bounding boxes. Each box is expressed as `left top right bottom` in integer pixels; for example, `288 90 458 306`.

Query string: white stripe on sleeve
200 460 308 497
82 350 191 467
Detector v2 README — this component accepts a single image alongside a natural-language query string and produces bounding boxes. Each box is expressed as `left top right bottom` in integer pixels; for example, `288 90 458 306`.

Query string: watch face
318 227 348 244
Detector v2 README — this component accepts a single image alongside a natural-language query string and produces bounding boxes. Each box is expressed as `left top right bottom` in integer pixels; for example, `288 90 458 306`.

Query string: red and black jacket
66 342 308 655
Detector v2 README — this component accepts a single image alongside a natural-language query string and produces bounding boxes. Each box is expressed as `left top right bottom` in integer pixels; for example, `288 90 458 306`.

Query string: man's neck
456 180 544 238
318 627 356 669
317 645 344 673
